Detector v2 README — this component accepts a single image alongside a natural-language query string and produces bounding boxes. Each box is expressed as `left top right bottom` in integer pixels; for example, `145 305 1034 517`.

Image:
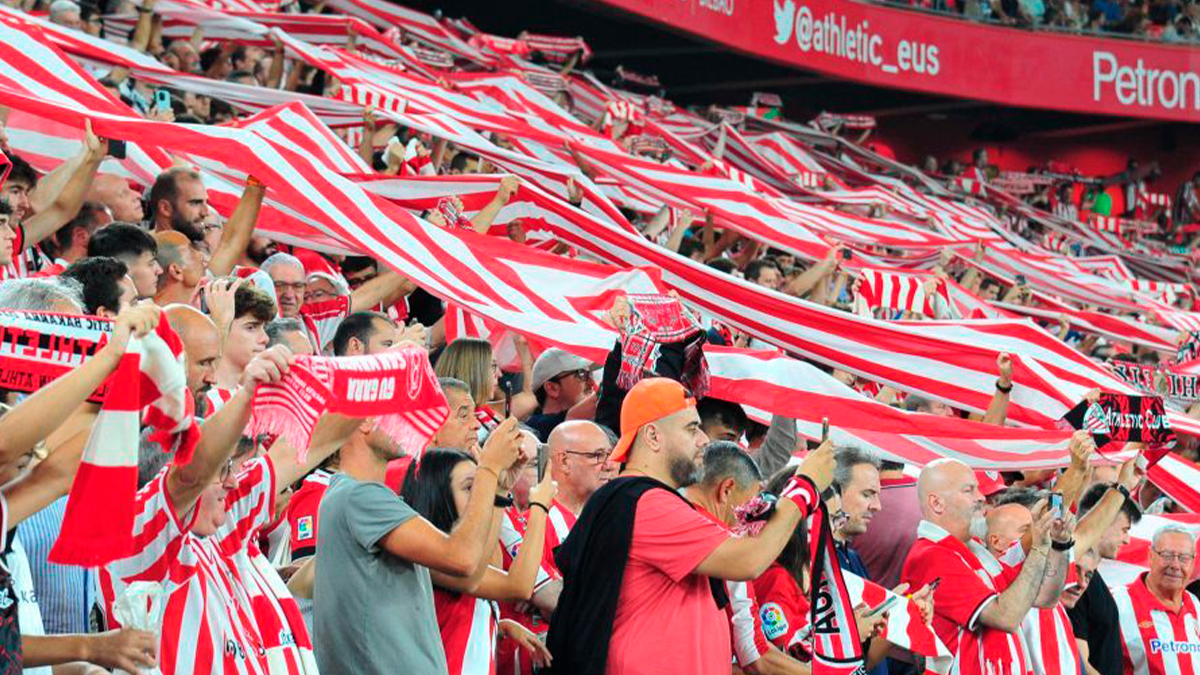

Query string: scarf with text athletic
247 348 449 462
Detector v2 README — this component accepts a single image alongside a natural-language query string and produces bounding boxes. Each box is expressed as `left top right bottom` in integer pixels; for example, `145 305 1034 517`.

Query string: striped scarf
247 349 449 463
618 294 708 398
7 312 200 566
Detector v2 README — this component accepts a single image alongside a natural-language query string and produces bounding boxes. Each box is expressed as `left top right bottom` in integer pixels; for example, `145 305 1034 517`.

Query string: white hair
1152 523 1197 549
260 252 304 276
48 0 80 17
0 278 83 312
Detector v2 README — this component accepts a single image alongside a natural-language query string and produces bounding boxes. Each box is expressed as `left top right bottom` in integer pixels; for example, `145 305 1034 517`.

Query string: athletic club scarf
617 294 708 399
1060 393 1176 450
806 497 866 675
246 348 448 462
20 313 199 566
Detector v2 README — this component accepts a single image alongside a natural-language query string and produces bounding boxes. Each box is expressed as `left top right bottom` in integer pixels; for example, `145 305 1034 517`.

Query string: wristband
1051 538 1075 552
529 501 549 514
1113 483 1132 501
494 493 514 509
995 381 1013 394
779 475 820 513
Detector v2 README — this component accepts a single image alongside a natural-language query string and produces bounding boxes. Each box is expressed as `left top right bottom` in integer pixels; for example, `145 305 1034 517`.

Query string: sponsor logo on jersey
761 602 789 640
297 516 314 541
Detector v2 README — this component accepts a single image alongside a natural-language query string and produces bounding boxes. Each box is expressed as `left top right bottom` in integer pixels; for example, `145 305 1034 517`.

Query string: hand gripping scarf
617 294 708 399
246 348 449 462
0 311 203 566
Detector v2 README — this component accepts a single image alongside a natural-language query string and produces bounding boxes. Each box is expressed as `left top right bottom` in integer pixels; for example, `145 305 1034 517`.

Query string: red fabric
751 562 811 659
384 456 412 492
248 348 449 462
434 588 498 675
607 489 730 675
298 296 351 352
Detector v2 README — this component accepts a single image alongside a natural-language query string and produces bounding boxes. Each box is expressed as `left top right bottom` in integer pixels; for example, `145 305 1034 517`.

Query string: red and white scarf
618 293 708 398
854 268 949 318
807 501 865 675
6 312 200 566
247 348 449 462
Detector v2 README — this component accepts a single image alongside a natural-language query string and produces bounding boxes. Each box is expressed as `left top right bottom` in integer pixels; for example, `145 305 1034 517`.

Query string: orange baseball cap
609 378 696 463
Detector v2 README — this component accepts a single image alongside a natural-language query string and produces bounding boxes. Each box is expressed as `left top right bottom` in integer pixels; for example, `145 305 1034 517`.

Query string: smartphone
536 442 548 482
821 417 830 442
864 594 898 618
1049 492 1063 518
155 89 171 113
107 138 127 160
842 248 853 261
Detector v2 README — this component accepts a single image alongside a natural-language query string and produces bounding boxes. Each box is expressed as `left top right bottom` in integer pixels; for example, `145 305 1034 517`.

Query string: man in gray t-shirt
311 409 525 675
314 473 447 675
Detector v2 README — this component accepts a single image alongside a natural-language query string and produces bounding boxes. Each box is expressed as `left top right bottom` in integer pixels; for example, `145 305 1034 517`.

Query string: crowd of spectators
891 0 1200 41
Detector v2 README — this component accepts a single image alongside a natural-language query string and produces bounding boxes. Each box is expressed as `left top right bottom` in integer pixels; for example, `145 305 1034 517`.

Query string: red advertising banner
587 0 1200 122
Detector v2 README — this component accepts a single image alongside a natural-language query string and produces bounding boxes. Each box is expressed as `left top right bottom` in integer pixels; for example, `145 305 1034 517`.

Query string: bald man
539 421 616 576
163 304 220 413
985 502 1034 559
87 174 144 223
154 231 205 306
902 459 1071 675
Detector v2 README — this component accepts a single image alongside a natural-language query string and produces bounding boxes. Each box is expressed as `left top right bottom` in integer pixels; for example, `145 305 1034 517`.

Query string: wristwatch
494 493 514 509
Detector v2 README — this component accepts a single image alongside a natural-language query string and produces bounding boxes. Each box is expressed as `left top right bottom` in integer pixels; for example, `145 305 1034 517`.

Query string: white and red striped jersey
101 468 271 675
539 500 577 579
216 458 318 675
726 578 772 669
1021 604 1082 675
204 386 236 419
1112 573 1200 675
496 506 555 675
299 296 350 353
435 587 500 675
498 508 553 594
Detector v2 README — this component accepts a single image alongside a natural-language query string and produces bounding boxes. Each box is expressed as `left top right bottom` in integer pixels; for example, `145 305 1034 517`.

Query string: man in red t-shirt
902 459 1073 675
547 377 836 675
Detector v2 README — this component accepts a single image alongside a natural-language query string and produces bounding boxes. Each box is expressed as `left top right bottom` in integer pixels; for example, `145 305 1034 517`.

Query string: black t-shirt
406 287 444 330
1067 570 1121 675
526 410 567 442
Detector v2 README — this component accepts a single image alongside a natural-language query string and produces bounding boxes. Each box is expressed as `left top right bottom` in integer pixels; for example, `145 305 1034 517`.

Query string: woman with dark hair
752 470 887 660
402 448 556 674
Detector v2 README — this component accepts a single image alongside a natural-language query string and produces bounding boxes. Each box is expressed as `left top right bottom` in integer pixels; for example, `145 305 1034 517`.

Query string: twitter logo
773 0 796 44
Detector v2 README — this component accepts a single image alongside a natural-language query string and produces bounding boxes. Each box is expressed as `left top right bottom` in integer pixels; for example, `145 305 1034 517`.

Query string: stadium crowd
0 0 1196 673
889 0 1200 41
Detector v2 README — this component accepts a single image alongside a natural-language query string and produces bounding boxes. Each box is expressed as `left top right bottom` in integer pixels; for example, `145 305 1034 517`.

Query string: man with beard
147 167 210 241
546 377 836 675
903 459 1073 675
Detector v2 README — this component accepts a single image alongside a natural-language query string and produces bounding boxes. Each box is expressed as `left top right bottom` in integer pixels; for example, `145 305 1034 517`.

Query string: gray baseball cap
530 348 596 392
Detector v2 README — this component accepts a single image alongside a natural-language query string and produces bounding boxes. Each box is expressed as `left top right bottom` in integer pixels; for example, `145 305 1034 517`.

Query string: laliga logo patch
773 0 796 44
297 516 314 542
760 602 789 640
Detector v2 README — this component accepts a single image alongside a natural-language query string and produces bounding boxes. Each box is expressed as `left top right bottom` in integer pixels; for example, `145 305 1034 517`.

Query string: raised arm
696 441 835 581
23 121 105 247
0 305 158 469
167 345 293 516
1074 454 1141 557
978 510 1057 631
470 175 519 234
981 353 1013 426
206 179 265 277
349 269 415 314
379 418 522 576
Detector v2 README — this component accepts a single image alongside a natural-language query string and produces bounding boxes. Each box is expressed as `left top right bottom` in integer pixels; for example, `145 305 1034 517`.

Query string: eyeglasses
346 272 377 290
552 369 589 383
219 457 236 482
563 450 610 465
1153 550 1196 564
